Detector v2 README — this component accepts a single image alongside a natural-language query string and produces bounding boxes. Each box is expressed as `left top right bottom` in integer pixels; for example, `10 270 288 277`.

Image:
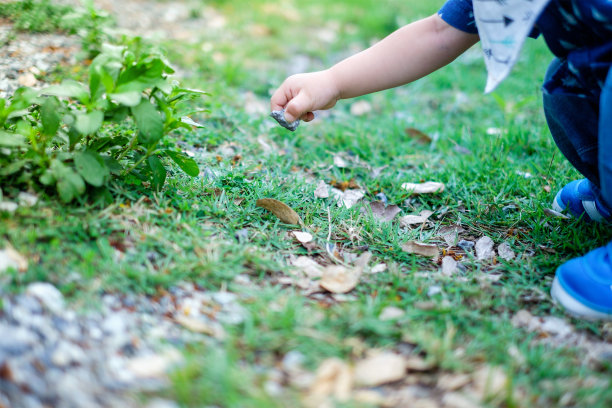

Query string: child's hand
270 70 340 123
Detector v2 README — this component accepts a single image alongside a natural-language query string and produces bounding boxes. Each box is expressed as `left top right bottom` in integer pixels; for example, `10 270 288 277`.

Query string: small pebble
457 239 474 252
270 109 300 131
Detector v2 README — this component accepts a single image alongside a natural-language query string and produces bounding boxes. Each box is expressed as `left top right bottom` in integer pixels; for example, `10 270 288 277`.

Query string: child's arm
271 14 479 123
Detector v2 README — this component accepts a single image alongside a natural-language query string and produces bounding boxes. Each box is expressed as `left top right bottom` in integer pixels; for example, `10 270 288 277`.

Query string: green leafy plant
0 41 206 202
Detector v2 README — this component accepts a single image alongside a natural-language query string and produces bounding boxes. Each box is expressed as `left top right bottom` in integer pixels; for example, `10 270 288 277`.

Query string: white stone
26 282 64 314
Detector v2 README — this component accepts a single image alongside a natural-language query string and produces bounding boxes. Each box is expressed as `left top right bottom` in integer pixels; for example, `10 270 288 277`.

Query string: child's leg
598 67 612 208
550 65 612 321
542 58 600 186
543 58 612 221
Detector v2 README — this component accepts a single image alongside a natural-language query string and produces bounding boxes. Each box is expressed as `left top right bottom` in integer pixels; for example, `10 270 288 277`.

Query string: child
270 0 612 321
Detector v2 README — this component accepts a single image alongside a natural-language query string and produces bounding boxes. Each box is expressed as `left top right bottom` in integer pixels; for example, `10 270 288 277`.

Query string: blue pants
543 58 612 208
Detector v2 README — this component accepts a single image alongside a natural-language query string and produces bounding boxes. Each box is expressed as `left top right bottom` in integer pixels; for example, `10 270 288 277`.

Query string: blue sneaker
551 242 612 321
552 179 612 223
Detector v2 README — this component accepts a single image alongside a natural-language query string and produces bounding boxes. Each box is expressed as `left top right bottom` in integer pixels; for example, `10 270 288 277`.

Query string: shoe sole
551 277 612 321
552 190 565 214
552 186 609 223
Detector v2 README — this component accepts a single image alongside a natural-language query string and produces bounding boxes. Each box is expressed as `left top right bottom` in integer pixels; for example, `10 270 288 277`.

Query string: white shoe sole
551 277 612 321
552 191 565 214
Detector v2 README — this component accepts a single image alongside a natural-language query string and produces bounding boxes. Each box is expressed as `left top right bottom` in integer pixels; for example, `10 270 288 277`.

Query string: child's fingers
270 88 289 112
302 112 315 122
284 91 312 123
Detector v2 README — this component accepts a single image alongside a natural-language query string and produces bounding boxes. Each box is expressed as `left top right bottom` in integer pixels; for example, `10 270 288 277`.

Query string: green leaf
57 171 85 202
131 99 163 144
165 150 199 177
147 155 166 191
89 67 103 101
103 156 123 175
41 80 89 103
108 91 141 107
0 159 28 176
7 109 31 120
40 97 61 136
0 131 26 147
74 150 109 187
74 110 104 135
51 160 86 203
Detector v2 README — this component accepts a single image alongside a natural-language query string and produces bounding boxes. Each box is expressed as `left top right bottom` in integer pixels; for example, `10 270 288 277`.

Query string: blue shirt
439 0 612 98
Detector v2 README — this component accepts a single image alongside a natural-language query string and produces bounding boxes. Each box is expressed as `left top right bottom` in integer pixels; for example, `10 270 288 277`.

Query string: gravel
0 281 247 407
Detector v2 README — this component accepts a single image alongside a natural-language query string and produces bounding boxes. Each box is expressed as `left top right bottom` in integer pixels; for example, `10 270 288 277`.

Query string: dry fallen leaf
0 246 28 273
475 236 495 261
472 365 509 400
405 355 436 371
442 392 482 408
401 241 439 261
367 201 402 222
291 231 313 244
174 315 226 339
126 349 182 380
18 72 37 87
333 154 349 168
437 373 472 391
439 225 465 247
309 358 353 402
354 352 407 387
379 306 405 321
405 127 432 144
399 210 434 227
314 180 330 198
543 208 570 219
256 198 302 225
320 252 371 293
497 242 515 261
331 188 365 209
441 256 458 276
402 181 445 195
290 256 324 279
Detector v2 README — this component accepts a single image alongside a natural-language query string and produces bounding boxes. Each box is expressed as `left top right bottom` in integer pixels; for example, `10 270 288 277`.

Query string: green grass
1 0 611 407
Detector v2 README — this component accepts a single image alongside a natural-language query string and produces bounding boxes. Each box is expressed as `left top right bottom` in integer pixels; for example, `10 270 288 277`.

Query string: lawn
0 0 611 407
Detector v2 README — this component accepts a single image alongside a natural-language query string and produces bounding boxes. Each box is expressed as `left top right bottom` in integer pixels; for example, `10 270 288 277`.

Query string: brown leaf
330 178 360 192
174 315 226 339
0 247 28 273
290 256 324 279
399 210 434 227
437 373 472 391
405 127 432 144
401 241 439 261
18 73 37 87
320 252 371 293
256 198 302 225
309 358 353 401
367 201 401 222
354 352 407 387
472 365 509 400
405 355 436 372
402 182 445 195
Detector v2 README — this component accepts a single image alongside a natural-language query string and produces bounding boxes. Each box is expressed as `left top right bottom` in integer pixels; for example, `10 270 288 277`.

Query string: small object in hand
270 109 300 131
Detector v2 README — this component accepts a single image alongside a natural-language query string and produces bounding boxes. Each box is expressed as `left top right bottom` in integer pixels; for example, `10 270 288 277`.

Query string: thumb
284 91 312 122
